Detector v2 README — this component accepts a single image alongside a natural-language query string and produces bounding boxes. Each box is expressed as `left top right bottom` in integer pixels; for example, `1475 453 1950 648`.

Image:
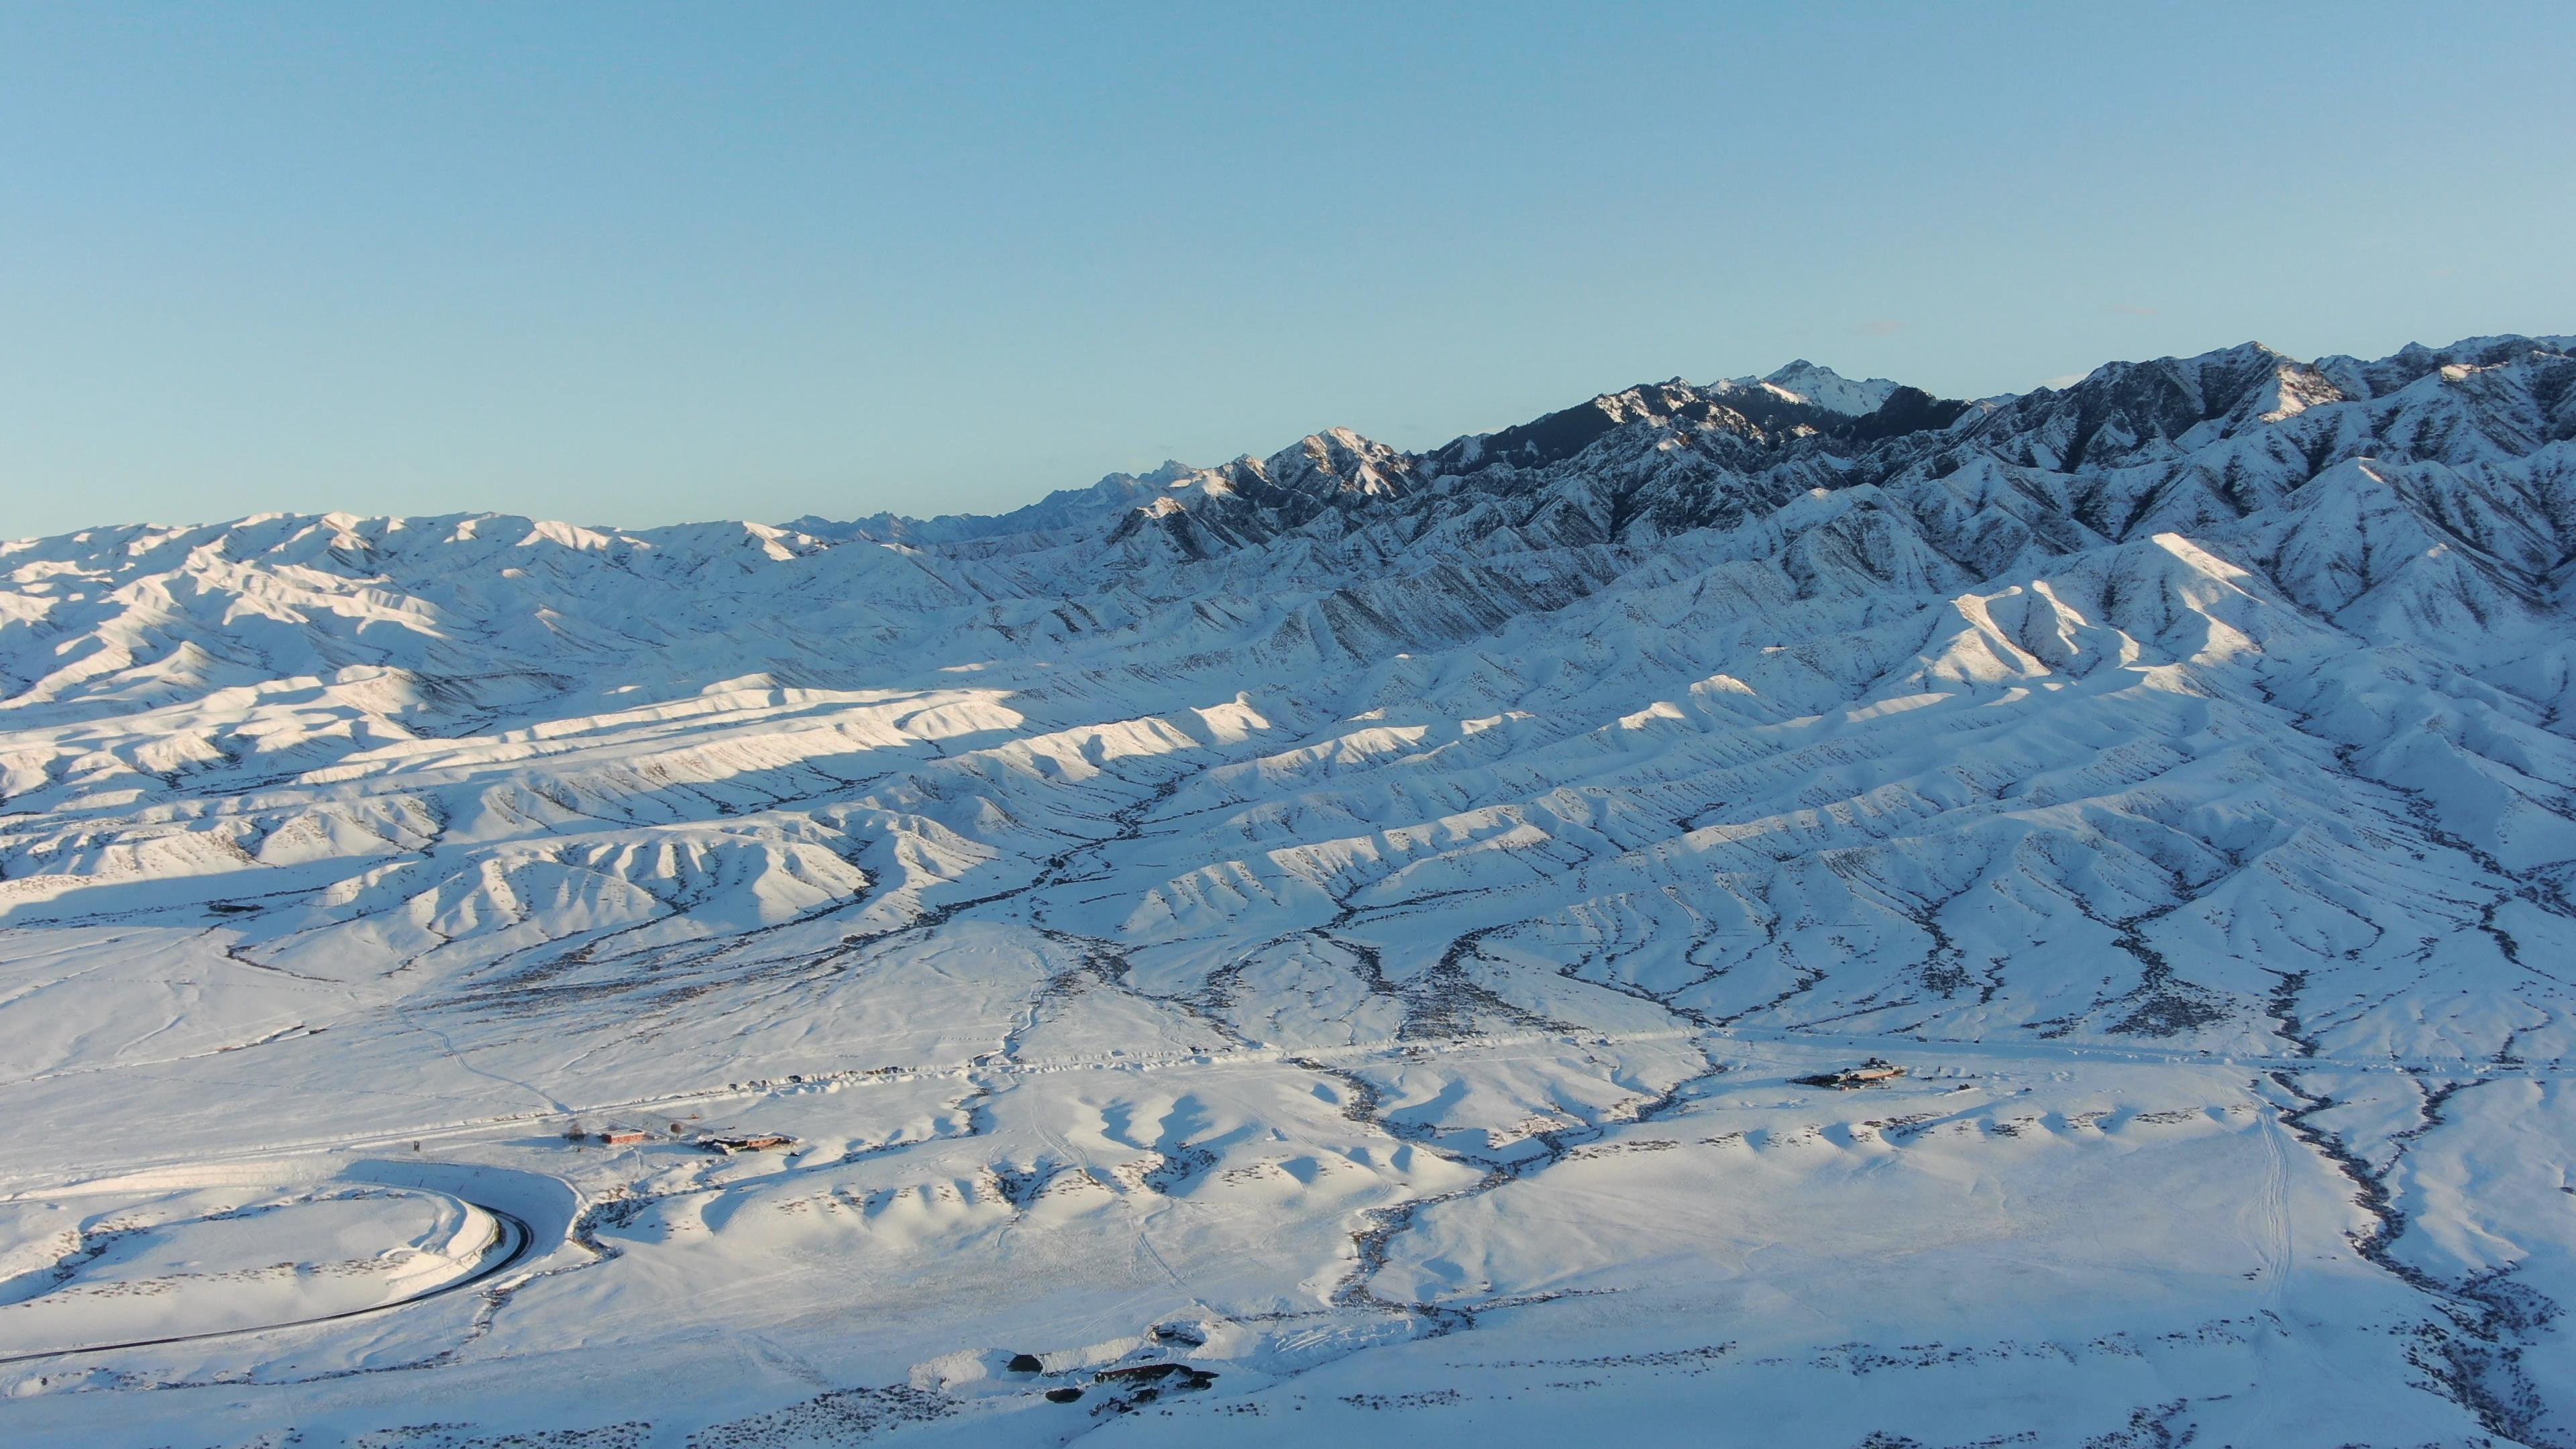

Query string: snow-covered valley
5 337 2575 1446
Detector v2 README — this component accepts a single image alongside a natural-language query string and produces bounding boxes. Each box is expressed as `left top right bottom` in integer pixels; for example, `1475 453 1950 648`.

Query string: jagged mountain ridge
4 330 2574 1059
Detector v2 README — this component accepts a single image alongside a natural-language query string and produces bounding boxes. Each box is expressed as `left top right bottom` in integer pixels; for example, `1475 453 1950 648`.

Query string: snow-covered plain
3 337 2575 1446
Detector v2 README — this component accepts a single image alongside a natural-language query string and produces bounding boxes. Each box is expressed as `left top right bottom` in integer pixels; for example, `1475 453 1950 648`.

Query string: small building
1796 1059 1908 1089
698 1132 797 1155
600 1130 652 1145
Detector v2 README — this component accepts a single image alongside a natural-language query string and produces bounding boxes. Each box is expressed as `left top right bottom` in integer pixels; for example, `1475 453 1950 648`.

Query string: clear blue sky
4 3 2570 537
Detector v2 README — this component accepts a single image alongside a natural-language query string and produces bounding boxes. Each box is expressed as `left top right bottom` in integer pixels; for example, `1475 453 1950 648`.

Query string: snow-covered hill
5 337 2576 1446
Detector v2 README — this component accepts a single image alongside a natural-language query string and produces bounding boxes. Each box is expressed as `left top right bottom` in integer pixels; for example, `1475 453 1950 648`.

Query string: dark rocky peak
1098 429 1417 561
1421 378 1851 478
2086 342 2306 421
1833 385 1974 445
1960 342 2339 470
1107 365 1993 568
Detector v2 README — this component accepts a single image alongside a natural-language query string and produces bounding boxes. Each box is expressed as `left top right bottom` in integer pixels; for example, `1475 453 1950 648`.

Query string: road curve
0 1202 536 1368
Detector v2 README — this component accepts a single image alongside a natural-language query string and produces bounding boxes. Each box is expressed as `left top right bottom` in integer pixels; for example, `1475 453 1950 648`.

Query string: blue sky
4 3 2570 537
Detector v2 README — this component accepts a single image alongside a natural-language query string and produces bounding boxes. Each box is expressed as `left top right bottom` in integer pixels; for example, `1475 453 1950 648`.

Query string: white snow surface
5 335 2576 1445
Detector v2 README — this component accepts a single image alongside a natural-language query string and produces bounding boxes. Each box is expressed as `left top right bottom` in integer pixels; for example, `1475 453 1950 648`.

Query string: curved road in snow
0 1201 535 1368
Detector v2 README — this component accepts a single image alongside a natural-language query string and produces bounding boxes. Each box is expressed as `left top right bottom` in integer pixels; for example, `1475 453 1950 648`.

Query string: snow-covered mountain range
5 335 2575 1446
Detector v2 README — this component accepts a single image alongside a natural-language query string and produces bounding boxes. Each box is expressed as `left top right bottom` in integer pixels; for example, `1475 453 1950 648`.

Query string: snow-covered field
3 339 2573 1445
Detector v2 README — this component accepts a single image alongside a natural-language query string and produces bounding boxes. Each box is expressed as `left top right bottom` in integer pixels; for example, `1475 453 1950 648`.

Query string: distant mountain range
7 331 2573 1035
8 331 2574 1033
